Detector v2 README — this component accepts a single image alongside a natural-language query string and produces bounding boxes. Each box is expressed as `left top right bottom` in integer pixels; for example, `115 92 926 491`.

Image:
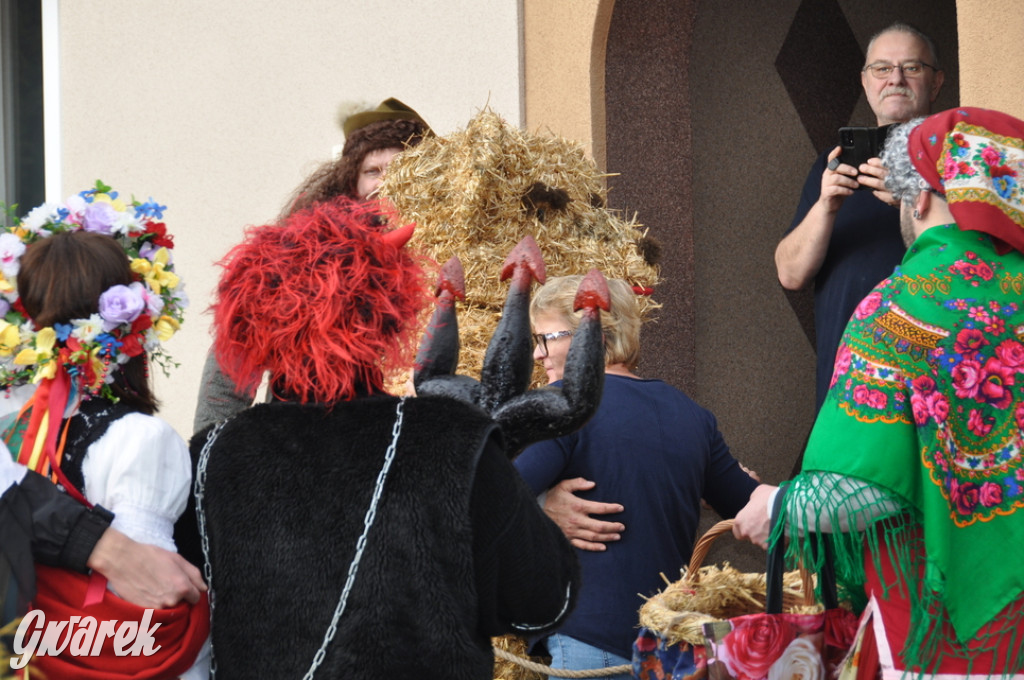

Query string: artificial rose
718 614 795 680
995 339 1024 369
98 284 145 332
954 329 988 356
952 358 983 400
129 281 164 318
119 331 144 358
766 638 823 680
144 221 175 248
854 292 882 319
82 201 118 234
979 481 1003 507
0 233 26 279
20 203 57 233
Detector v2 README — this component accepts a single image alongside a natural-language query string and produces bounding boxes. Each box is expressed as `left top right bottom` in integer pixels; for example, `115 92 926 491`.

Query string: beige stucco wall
957 0 1024 117
56 0 524 438
522 0 609 166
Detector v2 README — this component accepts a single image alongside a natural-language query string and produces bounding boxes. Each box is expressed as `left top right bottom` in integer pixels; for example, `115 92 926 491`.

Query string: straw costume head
0 181 187 487
213 198 427 405
380 108 661 380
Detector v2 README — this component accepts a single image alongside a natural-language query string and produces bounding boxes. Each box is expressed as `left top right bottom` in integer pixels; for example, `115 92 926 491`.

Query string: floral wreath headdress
0 180 188 402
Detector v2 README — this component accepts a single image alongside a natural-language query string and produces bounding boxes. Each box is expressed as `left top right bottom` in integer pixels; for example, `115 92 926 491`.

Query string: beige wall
56 0 525 437
957 0 1024 117
522 0 609 166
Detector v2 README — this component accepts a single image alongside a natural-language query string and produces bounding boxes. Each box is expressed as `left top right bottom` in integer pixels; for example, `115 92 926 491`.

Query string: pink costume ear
382 222 415 249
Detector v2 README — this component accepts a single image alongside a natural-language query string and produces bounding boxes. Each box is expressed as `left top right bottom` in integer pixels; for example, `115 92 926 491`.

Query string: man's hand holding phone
818 146 860 213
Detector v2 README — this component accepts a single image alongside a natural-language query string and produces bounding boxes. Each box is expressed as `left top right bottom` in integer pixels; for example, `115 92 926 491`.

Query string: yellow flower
155 315 180 342
131 248 179 294
14 327 55 365
0 274 14 296
0 321 19 356
93 192 127 213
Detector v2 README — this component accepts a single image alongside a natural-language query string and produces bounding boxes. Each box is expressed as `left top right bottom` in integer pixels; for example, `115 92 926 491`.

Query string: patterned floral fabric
909 107 1024 253
799 224 1024 652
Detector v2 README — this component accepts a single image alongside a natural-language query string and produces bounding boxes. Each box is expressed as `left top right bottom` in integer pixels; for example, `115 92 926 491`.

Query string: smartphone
837 125 892 186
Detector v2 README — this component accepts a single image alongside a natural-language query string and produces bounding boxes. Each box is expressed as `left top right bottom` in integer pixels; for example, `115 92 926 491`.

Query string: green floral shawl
777 225 1024 672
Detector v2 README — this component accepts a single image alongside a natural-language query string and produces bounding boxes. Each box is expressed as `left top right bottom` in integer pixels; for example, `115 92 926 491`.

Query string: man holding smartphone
775 23 945 411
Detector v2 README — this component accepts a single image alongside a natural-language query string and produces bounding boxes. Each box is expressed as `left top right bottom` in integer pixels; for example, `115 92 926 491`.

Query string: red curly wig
212 199 429 405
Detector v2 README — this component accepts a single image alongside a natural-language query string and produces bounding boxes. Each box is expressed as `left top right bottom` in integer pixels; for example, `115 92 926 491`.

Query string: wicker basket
638 519 820 647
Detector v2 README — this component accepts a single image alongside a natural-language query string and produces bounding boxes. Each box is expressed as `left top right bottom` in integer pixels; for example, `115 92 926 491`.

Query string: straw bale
381 108 661 381
492 634 545 680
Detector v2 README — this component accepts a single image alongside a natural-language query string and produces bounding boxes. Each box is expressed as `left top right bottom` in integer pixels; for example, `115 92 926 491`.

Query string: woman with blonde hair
514 275 758 677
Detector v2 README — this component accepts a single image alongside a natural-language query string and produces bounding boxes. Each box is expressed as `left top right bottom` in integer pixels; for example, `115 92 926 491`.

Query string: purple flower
82 202 119 234
98 284 145 331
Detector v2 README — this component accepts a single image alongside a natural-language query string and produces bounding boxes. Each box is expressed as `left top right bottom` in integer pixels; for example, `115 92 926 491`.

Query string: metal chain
302 396 406 679
194 399 406 679
194 419 229 679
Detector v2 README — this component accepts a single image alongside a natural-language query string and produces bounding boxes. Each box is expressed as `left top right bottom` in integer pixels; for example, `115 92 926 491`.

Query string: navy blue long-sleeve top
513 374 758 658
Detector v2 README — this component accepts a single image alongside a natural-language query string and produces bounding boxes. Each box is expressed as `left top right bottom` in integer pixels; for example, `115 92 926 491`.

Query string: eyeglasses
532 330 574 357
862 60 937 79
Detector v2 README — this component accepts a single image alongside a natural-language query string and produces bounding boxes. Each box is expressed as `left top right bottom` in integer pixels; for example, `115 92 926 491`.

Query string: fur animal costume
178 199 604 679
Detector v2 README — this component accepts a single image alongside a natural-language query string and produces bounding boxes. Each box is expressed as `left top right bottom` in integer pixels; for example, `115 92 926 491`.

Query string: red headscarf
908 106 1024 252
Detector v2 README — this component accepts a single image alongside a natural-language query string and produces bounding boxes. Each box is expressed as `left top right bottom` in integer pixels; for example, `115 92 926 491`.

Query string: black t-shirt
786 151 906 409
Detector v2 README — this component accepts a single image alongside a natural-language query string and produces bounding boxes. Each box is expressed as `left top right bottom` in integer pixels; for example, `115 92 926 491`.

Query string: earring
912 209 921 220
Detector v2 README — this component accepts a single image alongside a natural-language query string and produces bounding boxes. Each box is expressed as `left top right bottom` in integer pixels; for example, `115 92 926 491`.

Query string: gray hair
866 23 941 70
881 116 928 203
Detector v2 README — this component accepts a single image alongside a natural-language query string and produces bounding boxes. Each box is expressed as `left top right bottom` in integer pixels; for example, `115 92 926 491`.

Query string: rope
492 645 632 678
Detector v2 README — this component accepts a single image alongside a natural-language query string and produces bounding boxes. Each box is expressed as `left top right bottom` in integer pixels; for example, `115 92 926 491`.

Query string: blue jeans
545 633 633 680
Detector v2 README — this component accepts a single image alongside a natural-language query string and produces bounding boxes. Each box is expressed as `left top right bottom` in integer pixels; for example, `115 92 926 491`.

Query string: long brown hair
17 231 158 413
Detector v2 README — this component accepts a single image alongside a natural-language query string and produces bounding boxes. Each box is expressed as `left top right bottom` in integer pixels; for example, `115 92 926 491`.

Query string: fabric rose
824 608 858 652
129 281 164 318
979 357 1015 408
853 384 870 405
766 637 823 680
854 292 882 319
82 201 119 234
979 481 1003 507
926 392 950 424
718 614 795 680
995 339 1024 369
0 233 26 279
967 408 994 437
953 358 984 400
951 479 980 515
98 285 145 332
20 203 57 233
830 345 852 387
866 389 887 410
954 328 988 356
